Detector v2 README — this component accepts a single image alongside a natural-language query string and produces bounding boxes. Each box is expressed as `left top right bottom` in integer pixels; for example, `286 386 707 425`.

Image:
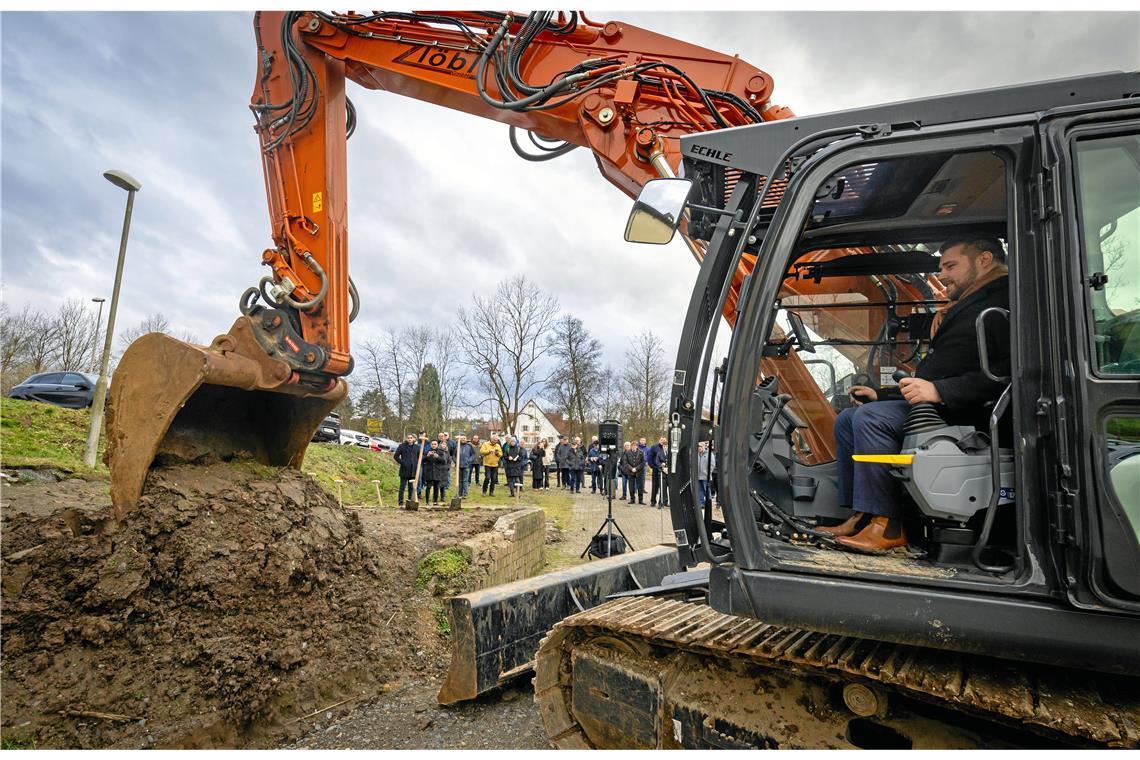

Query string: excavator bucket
105 316 347 518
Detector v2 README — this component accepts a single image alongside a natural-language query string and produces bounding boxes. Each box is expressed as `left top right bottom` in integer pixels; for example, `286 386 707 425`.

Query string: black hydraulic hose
508 126 577 161
476 17 588 112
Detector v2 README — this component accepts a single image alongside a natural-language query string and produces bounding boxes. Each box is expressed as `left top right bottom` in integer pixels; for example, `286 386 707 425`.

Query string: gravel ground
288 676 549 749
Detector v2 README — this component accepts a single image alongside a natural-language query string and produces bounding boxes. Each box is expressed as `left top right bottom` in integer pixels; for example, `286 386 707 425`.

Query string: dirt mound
1 463 453 748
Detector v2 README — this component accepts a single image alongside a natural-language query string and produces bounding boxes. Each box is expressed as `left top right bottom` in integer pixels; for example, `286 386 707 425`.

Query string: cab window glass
1075 133 1140 375
39 373 64 384
1105 416 1140 544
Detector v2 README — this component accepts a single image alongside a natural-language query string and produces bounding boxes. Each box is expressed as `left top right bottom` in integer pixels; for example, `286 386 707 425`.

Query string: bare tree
1 304 53 391
50 299 100 372
455 275 558 435
620 330 671 440
117 313 171 350
548 314 604 438
594 366 624 422
432 326 467 427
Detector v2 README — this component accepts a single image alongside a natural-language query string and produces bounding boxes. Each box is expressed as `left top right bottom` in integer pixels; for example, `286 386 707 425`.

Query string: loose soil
0 462 499 749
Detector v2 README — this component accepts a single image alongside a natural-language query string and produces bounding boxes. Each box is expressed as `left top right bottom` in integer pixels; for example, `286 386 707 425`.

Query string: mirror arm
686 202 742 221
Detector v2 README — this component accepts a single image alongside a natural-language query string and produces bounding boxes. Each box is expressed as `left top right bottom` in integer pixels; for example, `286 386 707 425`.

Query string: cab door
1045 102 1140 611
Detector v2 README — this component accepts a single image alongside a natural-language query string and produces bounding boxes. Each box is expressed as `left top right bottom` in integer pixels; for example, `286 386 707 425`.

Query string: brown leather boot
816 511 870 538
836 516 908 555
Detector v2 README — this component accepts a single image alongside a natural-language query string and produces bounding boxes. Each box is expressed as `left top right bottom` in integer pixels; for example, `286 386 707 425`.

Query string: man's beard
946 259 979 300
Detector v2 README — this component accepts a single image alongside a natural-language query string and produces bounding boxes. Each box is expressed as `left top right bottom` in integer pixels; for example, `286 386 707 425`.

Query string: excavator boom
106 10 790 515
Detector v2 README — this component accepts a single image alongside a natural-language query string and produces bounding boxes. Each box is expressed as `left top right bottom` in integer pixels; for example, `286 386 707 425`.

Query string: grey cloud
3 10 1137 393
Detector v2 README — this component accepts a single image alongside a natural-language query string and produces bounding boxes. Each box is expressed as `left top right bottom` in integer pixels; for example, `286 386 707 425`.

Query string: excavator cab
662 72 1140 674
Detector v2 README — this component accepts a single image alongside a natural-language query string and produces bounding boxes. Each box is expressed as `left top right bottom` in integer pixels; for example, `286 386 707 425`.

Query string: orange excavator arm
106 10 794 515
247 10 791 383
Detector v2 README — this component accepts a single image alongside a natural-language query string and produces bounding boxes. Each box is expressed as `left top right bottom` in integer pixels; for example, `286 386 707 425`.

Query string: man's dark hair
938 237 1006 264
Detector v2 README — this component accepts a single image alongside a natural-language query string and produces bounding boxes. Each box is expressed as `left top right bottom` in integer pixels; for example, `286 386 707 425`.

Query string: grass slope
0 399 573 521
0 398 105 476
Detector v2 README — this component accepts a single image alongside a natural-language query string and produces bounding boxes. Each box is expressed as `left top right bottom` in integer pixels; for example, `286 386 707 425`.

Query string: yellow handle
852 454 914 466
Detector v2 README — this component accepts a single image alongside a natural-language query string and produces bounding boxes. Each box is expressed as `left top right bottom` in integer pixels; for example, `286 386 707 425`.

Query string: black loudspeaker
598 419 622 449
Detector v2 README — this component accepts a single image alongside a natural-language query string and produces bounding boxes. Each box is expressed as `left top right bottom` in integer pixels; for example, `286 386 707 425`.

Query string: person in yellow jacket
480 435 503 496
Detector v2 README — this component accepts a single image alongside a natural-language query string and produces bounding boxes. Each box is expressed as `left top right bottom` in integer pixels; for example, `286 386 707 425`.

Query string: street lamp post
83 170 141 469
90 297 106 371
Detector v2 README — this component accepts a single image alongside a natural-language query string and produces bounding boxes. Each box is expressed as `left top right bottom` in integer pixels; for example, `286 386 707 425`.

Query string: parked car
7 371 98 409
369 436 399 452
311 412 341 443
339 429 371 448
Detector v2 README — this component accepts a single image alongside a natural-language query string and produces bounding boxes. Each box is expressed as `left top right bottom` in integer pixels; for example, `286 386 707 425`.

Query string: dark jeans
698 479 710 508
834 401 909 518
508 476 523 496
590 470 602 492
651 468 669 506
399 477 416 505
427 480 444 503
628 472 645 501
458 467 470 497
567 469 581 492
472 463 481 484
482 466 499 495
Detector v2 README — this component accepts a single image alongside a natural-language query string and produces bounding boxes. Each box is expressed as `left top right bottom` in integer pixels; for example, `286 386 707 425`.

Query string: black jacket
554 442 570 467
883 275 1010 427
620 448 645 477
565 446 585 471
424 447 450 481
528 446 546 470
394 441 421 479
504 450 527 478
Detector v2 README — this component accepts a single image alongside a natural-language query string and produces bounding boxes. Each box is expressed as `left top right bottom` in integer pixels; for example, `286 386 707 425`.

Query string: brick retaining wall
459 507 546 589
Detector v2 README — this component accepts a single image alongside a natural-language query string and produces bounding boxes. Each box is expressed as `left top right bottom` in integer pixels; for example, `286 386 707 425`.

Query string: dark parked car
311 412 342 443
7 371 98 409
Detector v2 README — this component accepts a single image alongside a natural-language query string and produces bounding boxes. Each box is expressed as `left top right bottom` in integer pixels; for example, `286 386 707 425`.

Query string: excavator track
533 596 1140 749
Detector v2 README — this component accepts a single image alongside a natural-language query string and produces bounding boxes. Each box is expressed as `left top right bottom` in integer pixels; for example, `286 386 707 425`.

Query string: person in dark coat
618 441 632 499
647 436 670 508
586 439 603 494
469 434 483 485
423 439 450 506
438 433 456 500
554 435 570 489
621 443 646 504
394 433 421 507
529 440 547 490
456 435 477 498
504 441 527 497
824 237 1011 554
565 439 585 493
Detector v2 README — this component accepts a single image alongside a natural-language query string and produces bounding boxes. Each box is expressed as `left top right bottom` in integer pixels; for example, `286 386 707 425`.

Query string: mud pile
1 463 442 748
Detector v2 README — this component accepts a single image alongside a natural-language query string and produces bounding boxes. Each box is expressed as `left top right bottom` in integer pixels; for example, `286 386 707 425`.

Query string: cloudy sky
2 10 1137 409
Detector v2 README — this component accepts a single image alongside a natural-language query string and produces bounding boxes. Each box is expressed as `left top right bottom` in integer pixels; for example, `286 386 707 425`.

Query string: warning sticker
312 192 323 213
879 365 897 387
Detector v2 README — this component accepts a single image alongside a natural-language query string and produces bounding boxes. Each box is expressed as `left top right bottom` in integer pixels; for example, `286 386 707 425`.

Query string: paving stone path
548 486 674 569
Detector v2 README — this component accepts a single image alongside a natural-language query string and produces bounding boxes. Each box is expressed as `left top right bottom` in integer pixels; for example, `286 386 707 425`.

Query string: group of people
391 429 718 510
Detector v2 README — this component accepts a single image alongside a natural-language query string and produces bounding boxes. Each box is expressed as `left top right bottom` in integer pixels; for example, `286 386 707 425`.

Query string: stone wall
459 507 546 589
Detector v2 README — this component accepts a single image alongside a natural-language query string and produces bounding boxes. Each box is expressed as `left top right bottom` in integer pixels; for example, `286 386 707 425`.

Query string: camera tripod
581 450 633 559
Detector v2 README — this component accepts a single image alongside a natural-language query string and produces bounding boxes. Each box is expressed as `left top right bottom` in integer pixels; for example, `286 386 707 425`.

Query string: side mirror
625 178 693 244
786 311 815 353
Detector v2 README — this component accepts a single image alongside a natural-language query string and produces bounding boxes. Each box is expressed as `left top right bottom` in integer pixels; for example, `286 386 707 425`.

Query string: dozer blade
105 316 347 518
437 545 682 705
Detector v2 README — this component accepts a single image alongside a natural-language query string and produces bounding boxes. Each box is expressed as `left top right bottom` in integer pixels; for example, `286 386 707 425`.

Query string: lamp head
103 170 141 192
